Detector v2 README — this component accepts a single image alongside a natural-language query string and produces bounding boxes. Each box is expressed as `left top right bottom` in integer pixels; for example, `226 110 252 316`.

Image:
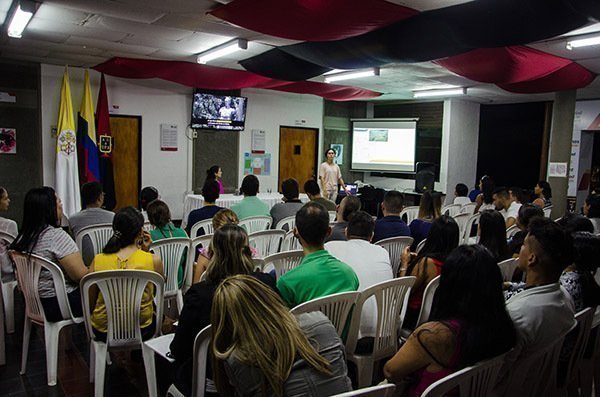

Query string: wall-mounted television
191 91 247 131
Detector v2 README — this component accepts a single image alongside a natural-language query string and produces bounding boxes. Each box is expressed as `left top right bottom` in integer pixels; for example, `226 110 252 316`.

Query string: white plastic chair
330 383 396 397
497 258 518 282
75 223 114 264
80 269 164 397
184 234 213 292
275 215 295 231
543 205 553 218
9 251 84 386
415 238 426 254
461 202 477 215
248 230 285 258
281 230 302 252
400 206 419 224
290 291 360 338
461 213 481 244
0 230 17 334
262 250 304 279
506 224 519 239
577 307 600 397
189 219 214 238
150 237 189 313
401 275 441 341
238 215 272 234
329 211 338 222
421 351 509 397
375 236 414 277
452 212 471 242
143 221 153 232
442 204 462 217
345 276 416 388
166 325 212 397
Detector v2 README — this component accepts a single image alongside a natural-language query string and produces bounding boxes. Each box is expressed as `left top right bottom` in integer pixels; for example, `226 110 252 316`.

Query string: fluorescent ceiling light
324 68 380 83
197 39 248 64
7 3 34 38
323 69 350 75
566 35 600 50
413 88 466 98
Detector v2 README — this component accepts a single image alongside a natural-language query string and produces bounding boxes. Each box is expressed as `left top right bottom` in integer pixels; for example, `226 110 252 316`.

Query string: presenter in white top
319 148 348 203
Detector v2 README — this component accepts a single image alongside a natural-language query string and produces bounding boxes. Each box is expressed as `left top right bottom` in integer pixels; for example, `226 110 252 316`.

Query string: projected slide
351 126 416 172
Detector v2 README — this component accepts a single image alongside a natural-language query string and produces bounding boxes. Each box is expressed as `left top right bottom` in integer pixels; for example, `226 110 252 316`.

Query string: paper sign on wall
251 129 266 153
548 162 568 177
160 124 178 151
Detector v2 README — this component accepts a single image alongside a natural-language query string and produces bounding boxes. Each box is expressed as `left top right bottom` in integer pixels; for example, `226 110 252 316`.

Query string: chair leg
93 343 107 397
142 344 158 397
2 281 15 334
578 362 592 397
89 343 95 383
20 318 32 375
356 359 374 389
176 291 184 315
44 323 61 386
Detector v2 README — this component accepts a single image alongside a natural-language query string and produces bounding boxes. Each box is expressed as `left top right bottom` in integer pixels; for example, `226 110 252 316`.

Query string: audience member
10 187 88 321
211 275 352 396
373 190 410 243
0 186 17 283
556 212 595 235
205 165 224 194
270 178 304 229
468 182 480 203
508 204 544 256
453 183 471 206
87 207 163 341
560 232 600 311
231 175 270 220
583 194 600 233
319 147 348 203
509 186 524 204
328 195 361 242
139 186 159 220
303 179 336 211
186 180 223 236
474 175 495 213
385 245 516 397
277 202 358 308
533 180 552 209
409 191 442 249
401 215 459 329
478 210 511 262
493 186 521 228
325 211 393 339
170 224 276 397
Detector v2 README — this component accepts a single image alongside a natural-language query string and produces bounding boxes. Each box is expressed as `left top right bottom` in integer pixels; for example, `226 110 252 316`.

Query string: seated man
493 186 521 228
277 202 359 308
327 195 361 242
325 211 393 339
270 178 304 229
186 180 223 236
453 183 471 205
373 190 410 243
231 175 270 220
304 179 336 212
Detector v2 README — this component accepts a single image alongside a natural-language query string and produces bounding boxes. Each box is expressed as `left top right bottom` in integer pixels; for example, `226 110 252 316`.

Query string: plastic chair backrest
375 236 414 277
0 230 15 243
263 250 304 278
543 205 553 218
461 202 477 215
143 221 153 232
329 211 338 222
281 230 302 252
421 351 508 397
248 230 285 258
190 219 214 238
184 235 213 291
415 239 426 254
452 213 470 241
559 307 594 389
238 216 272 234
462 213 481 244
80 269 164 347
329 383 396 397
346 277 416 360
497 258 518 282
275 215 296 232
290 291 360 337
191 325 212 397
400 206 419 224
415 275 440 328
75 223 114 259
9 251 76 324
150 237 189 297
442 204 462 217
506 224 519 239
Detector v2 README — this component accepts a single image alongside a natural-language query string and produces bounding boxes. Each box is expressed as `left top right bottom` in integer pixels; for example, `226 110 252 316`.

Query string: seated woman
0 186 18 283
478 210 511 262
532 180 552 209
408 191 442 249
88 207 163 341
212 275 352 396
474 175 496 213
10 187 88 321
170 224 276 397
560 231 600 312
139 186 159 220
385 245 516 397
400 215 459 329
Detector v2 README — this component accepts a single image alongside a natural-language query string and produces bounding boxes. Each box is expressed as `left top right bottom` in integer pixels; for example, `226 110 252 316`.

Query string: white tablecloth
182 193 308 228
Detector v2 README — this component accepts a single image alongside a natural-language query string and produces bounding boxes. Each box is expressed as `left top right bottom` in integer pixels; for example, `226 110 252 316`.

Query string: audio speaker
415 162 435 193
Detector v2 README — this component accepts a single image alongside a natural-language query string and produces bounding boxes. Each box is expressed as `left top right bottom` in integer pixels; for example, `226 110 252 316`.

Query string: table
182 193 309 228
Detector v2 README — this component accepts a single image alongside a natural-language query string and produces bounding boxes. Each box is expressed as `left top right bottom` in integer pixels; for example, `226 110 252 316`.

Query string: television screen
191 91 247 131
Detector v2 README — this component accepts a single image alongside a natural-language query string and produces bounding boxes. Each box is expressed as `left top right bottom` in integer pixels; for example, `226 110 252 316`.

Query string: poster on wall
331 143 343 165
251 129 266 153
0 128 16 154
244 152 271 176
160 124 178 151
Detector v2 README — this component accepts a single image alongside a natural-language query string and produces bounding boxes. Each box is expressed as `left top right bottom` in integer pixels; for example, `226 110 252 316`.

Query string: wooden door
279 127 318 193
109 116 141 211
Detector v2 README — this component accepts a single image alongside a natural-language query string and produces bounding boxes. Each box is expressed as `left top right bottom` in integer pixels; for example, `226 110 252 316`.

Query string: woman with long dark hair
10 187 88 321
478 210 511 262
533 180 552 209
385 245 516 396
474 175 496 213
560 232 600 311
206 165 224 194
408 191 442 249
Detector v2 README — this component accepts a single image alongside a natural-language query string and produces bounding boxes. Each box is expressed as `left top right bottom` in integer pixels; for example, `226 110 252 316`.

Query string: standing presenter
319 148 348 203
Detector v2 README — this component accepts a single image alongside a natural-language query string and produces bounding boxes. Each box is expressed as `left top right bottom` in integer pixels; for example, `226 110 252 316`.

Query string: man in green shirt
277 201 359 308
231 174 270 220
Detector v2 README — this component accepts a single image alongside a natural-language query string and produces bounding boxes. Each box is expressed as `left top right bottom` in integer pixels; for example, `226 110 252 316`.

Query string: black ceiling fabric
239 0 595 81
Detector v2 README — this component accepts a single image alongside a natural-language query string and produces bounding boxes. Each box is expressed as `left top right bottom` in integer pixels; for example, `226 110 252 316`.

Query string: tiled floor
1 293 171 397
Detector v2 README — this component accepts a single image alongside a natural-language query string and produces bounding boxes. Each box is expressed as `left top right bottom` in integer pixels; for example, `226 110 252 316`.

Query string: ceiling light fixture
324 68 380 83
197 39 248 64
7 0 36 39
566 35 600 50
413 87 467 98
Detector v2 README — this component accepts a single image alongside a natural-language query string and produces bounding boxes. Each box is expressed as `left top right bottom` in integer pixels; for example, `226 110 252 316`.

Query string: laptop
340 184 358 195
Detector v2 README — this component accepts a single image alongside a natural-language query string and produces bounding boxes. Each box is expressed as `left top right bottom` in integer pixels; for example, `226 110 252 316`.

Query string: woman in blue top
409 191 442 249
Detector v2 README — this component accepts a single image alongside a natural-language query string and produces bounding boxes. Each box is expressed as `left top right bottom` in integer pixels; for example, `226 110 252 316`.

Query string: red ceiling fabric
209 0 418 42
498 62 596 93
93 57 381 101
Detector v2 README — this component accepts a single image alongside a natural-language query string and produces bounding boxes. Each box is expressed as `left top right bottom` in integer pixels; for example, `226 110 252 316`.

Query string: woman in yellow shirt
89 206 163 340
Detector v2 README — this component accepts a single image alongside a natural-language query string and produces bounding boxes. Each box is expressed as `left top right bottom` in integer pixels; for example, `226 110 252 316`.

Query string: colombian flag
77 69 100 184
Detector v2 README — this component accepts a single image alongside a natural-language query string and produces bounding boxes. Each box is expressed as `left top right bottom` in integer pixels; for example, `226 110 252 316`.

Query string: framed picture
0 128 16 154
331 143 343 165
